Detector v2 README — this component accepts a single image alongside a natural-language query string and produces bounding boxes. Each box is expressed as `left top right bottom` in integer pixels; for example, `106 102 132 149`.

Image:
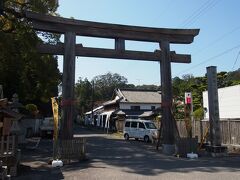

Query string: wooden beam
61 32 76 139
26 11 199 44
37 43 191 63
170 52 191 63
160 41 176 145
115 38 125 51
37 43 64 55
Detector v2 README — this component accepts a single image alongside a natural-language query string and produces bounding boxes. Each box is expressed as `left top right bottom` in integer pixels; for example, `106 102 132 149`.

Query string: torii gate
25 11 199 151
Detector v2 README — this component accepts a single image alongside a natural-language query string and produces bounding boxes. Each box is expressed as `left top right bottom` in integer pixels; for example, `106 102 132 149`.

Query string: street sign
185 92 192 104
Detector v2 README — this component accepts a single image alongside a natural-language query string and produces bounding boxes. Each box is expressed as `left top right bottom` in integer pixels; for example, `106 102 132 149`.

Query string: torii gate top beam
25 11 199 44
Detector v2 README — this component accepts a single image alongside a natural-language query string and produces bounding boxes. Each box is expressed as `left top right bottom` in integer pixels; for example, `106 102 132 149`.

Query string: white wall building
203 85 240 119
114 89 161 119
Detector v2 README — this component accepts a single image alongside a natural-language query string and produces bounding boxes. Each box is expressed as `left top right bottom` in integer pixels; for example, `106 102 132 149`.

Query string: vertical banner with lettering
51 97 59 141
51 97 59 159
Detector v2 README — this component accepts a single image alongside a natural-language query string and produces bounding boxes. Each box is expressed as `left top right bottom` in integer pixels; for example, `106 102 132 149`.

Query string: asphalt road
16 126 240 180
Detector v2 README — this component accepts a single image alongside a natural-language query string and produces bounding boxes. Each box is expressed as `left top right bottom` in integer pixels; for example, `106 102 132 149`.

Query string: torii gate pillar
160 41 176 154
61 32 76 139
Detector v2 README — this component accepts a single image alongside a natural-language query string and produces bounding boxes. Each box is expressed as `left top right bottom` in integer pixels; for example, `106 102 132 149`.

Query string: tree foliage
75 72 129 115
0 0 61 115
75 72 163 116
135 84 159 90
93 72 128 101
75 78 92 115
193 107 204 121
172 69 240 119
74 69 240 117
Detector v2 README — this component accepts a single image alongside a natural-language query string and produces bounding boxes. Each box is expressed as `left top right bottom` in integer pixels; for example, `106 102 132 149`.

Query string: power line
180 0 219 28
185 0 219 27
214 50 240 102
183 0 219 28
193 25 240 56
175 44 240 77
180 0 211 27
231 50 240 70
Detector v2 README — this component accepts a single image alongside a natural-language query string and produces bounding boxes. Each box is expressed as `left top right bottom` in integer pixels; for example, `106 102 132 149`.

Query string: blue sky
57 0 240 85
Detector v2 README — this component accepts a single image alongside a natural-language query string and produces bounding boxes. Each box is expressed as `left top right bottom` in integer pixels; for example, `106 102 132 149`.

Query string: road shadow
14 126 240 178
63 127 240 177
14 138 64 180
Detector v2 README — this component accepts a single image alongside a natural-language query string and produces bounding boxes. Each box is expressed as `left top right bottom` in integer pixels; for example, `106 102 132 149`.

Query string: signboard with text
185 92 192 104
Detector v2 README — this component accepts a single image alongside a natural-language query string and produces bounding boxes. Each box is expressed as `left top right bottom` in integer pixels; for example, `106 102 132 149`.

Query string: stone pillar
207 66 221 146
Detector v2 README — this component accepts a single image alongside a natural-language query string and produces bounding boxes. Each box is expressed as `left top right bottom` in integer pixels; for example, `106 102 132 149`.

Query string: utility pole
91 80 94 126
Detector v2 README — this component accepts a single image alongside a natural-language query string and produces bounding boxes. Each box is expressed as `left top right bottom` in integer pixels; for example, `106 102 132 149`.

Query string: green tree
172 70 240 120
0 0 61 115
193 107 204 121
225 69 240 85
93 72 128 101
75 72 129 115
135 84 159 90
75 78 92 116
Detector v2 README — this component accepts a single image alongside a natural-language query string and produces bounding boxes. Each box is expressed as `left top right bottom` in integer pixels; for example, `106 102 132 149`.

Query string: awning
139 111 154 118
113 109 126 115
85 106 104 115
101 110 115 116
100 110 115 129
103 99 118 106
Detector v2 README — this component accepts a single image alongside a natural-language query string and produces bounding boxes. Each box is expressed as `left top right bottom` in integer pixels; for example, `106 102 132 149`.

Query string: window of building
151 106 155 110
130 106 140 110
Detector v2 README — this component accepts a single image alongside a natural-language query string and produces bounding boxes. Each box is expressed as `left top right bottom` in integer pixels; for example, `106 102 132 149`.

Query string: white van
123 119 158 142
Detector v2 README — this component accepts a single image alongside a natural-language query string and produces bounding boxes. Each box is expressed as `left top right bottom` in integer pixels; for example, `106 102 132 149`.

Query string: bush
25 104 38 115
193 107 204 120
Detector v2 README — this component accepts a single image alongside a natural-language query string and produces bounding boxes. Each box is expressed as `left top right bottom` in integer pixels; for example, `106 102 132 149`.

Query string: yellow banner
51 97 59 141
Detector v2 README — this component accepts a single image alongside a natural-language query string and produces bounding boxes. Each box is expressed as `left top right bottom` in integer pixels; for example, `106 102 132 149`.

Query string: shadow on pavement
14 126 240 179
14 138 64 180
63 126 240 177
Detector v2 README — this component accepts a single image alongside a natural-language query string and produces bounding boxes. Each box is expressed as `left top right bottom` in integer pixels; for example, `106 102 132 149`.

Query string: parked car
123 119 158 142
39 117 54 137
